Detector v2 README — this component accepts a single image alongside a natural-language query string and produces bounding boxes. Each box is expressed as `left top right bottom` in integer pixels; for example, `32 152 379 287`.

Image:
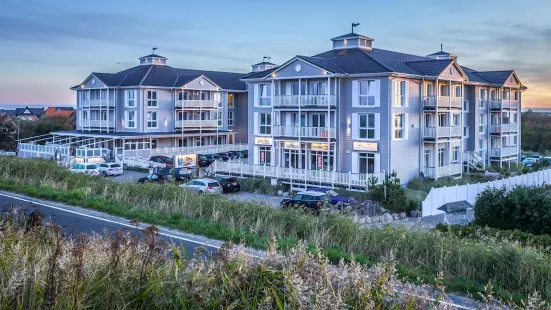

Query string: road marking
0 192 477 308
0 192 262 259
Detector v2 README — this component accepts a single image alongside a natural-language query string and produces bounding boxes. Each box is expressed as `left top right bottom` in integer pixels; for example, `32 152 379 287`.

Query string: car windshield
199 155 207 160
86 165 97 169
325 190 338 197
110 164 121 168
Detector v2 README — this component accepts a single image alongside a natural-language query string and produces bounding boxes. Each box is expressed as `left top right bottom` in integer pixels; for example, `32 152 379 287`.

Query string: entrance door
284 149 305 169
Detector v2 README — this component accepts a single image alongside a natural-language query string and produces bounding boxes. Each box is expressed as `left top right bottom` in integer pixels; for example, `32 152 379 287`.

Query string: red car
149 155 173 167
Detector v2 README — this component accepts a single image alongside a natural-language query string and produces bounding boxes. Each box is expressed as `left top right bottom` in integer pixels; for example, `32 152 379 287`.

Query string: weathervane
152 47 158 54
352 23 360 33
263 56 271 63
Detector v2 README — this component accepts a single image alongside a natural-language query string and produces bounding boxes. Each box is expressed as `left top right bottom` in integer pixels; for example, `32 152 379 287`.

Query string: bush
237 177 286 195
475 186 551 235
369 171 409 213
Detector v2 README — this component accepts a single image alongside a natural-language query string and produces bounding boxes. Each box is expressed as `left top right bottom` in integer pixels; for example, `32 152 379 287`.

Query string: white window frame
147 111 158 129
454 85 462 98
463 126 469 138
358 152 376 174
479 114 484 134
479 138 484 150
218 111 223 127
393 114 406 140
359 113 375 139
452 146 459 163
259 112 271 135
359 80 376 106
126 90 136 107
82 110 88 120
438 148 445 167
395 80 407 107
147 90 158 108
125 111 136 129
259 84 272 107
227 111 234 126
452 113 460 127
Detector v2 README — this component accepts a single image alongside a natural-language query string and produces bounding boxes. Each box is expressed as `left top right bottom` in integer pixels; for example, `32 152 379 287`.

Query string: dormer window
331 32 373 50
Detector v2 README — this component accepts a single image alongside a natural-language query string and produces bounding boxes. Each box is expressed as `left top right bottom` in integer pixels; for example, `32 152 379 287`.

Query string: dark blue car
307 187 357 205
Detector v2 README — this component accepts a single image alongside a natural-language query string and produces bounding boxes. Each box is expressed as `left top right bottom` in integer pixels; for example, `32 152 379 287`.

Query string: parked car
280 191 330 214
226 151 239 160
234 151 246 159
197 154 210 167
215 176 241 193
204 154 217 165
308 187 357 205
71 164 100 176
149 155 173 167
522 157 539 167
98 163 123 176
156 167 193 183
0 150 16 156
180 178 222 194
137 174 172 184
242 150 248 158
217 152 230 162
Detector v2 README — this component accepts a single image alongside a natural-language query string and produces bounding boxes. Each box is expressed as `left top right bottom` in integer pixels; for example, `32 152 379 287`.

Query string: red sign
317 155 323 169
260 151 265 163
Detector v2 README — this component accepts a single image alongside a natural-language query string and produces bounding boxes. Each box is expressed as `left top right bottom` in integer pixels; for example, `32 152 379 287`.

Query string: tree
0 115 16 150
18 116 75 142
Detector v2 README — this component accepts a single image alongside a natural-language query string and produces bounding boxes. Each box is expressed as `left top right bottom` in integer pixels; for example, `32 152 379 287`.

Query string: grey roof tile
405 59 454 76
472 70 514 85
92 73 126 87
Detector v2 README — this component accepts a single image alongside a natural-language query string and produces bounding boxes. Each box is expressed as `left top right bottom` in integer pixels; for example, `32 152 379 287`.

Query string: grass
0 210 463 309
407 175 493 193
1 157 551 304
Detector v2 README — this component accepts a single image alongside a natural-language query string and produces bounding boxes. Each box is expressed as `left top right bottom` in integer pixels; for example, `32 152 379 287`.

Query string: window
479 139 484 150
513 112 518 124
359 80 375 106
359 153 375 174
259 84 271 106
463 126 469 138
259 113 271 135
438 148 445 167
463 100 469 111
218 111 223 127
227 111 234 126
310 81 326 95
259 146 271 165
440 84 449 96
452 146 459 163
479 114 484 133
424 150 432 167
479 89 486 109
514 90 518 100
359 114 375 139
452 114 460 127
455 85 462 97
125 111 136 128
438 113 448 127
395 81 407 107
394 114 405 139
228 93 234 108
147 91 158 107
126 90 135 107
82 110 88 120
147 111 158 128
513 136 518 146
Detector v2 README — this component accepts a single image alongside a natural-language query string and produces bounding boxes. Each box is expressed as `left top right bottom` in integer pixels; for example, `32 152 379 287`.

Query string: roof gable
81 74 107 88
271 57 339 78
472 70 516 86
179 74 220 90
438 61 467 81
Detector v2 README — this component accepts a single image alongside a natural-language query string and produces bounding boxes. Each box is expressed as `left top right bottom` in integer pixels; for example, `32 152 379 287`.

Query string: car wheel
198 190 203 195
102 171 107 176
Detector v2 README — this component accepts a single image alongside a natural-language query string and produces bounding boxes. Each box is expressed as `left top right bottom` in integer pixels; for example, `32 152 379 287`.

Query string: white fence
212 161 385 189
124 158 166 169
18 142 69 159
422 169 551 217
151 143 248 156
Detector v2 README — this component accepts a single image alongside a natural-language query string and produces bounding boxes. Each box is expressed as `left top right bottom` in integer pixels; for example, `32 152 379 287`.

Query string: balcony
175 100 219 109
82 99 115 108
490 123 518 134
423 96 437 109
81 120 115 128
272 95 337 108
423 126 462 140
175 120 218 128
490 147 518 158
273 126 337 139
422 164 462 179
490 99 520 110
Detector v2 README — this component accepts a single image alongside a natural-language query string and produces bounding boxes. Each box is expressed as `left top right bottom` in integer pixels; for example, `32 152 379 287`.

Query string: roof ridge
357 49 395 72
474 69 514 73
139 65 154 86
405 59 454 64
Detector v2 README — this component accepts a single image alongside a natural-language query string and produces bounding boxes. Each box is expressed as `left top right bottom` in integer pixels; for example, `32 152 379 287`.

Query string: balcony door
291 113 306 127
438 148 446 167
426 84 434 96
424 150 432 168
311 114 326 128
283 149 305 169
438 113 448 127
424 114 434 127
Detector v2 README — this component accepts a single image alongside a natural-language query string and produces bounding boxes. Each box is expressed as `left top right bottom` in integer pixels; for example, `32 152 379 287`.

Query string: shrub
368 171 409 213
237 177 286 195
475 186 551 235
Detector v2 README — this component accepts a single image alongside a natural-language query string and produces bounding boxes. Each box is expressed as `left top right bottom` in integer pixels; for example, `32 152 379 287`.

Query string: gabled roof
241 67 279 80
471 70 515 85
0 109 15 116
74 65 247 91
14 107 44 117
405 59 455 76
45 107 75 118
296 55 345 73
331 32 373 41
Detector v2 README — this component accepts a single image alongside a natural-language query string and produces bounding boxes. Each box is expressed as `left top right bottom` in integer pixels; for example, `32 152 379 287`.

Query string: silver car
180 178 222 195
98 163 123 176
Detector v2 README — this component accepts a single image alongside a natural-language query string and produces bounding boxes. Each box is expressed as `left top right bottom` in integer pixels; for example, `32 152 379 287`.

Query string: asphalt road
0 191 252 259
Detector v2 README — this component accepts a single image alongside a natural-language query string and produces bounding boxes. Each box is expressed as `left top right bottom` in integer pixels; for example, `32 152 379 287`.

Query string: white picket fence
212 160 385 189
124 158 166 169
422 169 551 217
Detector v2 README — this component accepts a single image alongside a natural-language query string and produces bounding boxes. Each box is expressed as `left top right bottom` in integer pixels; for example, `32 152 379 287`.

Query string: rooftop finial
352 22 360 33
440 44 443 52
153 47 158 54
263 56 271 63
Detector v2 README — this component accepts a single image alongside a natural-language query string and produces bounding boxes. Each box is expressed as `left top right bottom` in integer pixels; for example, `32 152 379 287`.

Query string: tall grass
0 209 458 309
1 158 551 302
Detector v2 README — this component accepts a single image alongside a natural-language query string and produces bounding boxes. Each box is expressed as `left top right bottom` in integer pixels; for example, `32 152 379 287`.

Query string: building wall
234 92 249 143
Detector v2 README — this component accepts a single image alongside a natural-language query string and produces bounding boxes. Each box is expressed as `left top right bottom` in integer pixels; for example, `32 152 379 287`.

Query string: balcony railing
434 96 463 109
421 164 462 179
490 123 518 134
423 96 437 108
175 100 219 109
175 120 218 128
490 147 518 158
273 95 337 108
82 99 115 108
81 120 115 128
490 99 520 110
423 126 462 139
273 126 337 139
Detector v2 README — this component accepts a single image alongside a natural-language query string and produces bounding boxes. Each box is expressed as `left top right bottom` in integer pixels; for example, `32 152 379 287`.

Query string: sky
1 0 550 108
